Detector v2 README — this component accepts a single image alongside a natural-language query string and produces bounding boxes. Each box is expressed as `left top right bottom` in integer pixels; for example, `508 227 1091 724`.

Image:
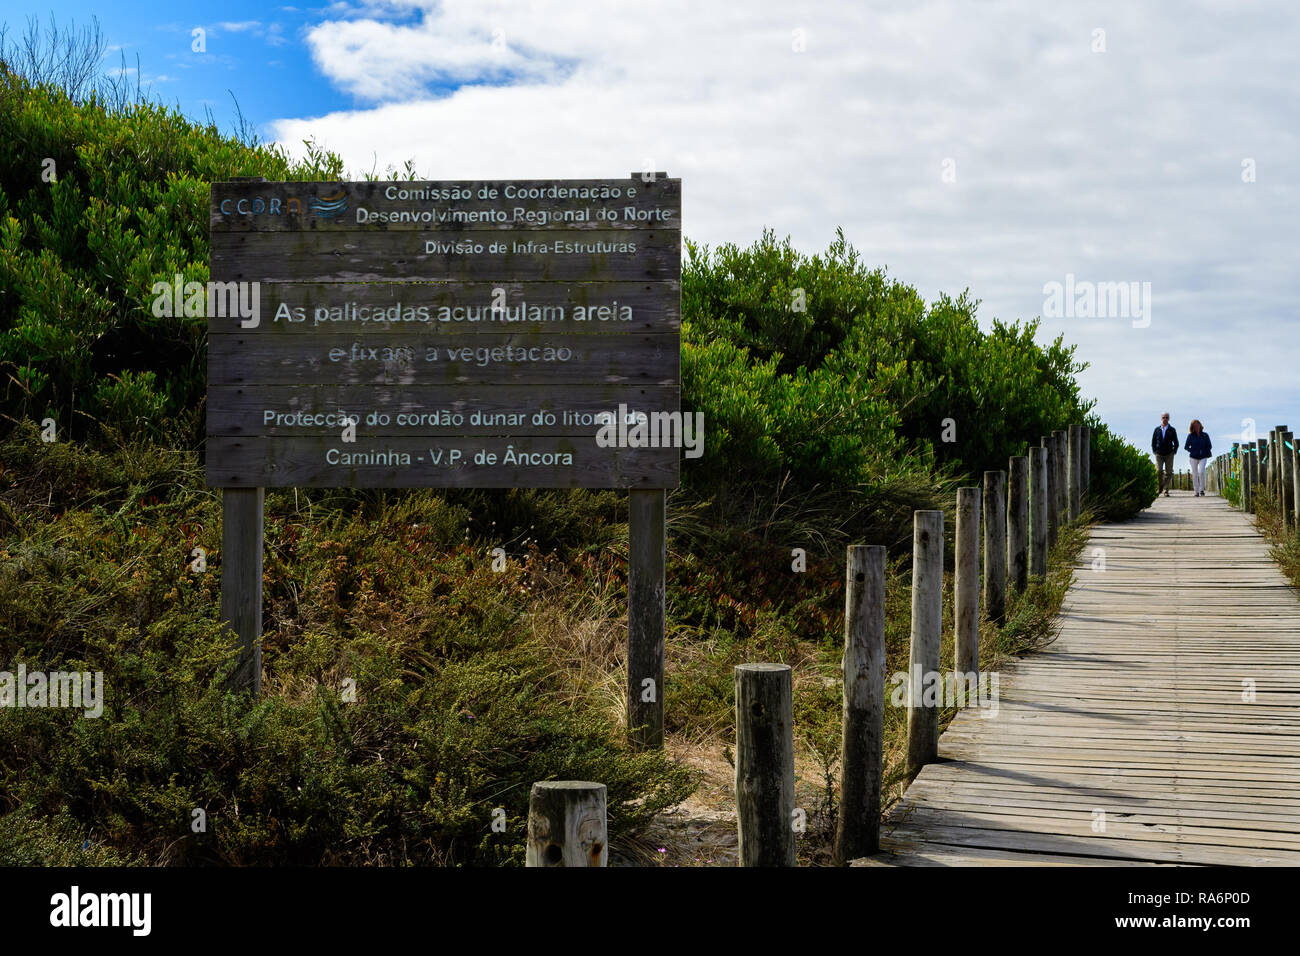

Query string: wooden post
982 472 1006 625
834 545 887 863
954 489 980 676
221 487 264 694
1081 425 1091 496
1030 446 1048 576
1231 444 1241 509
1283 432 1295 532
906 510 944 773
1042 436 1058 548
1292 438 1300 533
628 488 665 749
1067 425 1082 520
526 781 607 867
1007 456 1029 594
1053 430 1068 525
735 663 796 866
1258 439 1269 508
1242 444 1253 512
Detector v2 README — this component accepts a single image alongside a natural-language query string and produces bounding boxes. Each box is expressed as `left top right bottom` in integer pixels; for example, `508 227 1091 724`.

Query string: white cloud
270 0 1300 455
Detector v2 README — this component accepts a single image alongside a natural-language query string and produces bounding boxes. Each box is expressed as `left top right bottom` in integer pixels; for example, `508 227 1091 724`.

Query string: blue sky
4 1 1298 460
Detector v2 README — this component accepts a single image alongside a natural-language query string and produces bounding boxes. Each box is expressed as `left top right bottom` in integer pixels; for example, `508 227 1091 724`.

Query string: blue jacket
1185 431 1212 459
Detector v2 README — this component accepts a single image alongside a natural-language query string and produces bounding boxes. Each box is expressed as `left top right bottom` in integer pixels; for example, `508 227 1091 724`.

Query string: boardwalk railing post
1042 436 1058 548
526 781 608 867
221 487 264 694
1030 446 1048 577
1052 430 1068 527
907 510 944 773
735 663 795 866
1258 439 1269 508
1231 444 1241 509
955 489 981 676
982 472 1007 625
1081 425 1091 496
1243 444 1254 513
835 545 887 863
1008 456 1029 594
1291 437 1300 533
1067 425 1082 520
1283 432 1295 532
628 488 666 749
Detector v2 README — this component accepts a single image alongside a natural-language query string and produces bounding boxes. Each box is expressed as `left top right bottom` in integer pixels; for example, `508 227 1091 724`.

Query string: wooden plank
211 178 680 232
210 229 679 282
207 384 679 437
207 333 679 387
206 280 680 334
204 435 678 488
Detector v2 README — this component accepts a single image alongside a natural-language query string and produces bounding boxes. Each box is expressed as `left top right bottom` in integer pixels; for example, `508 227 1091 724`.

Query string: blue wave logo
309 191 348 220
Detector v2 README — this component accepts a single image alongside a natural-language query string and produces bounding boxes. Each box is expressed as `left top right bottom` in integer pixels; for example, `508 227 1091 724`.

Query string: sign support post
220 486 264 694
628 487 666 749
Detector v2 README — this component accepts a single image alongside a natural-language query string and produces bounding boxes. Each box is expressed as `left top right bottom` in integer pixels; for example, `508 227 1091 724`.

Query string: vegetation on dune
0 24 1156 866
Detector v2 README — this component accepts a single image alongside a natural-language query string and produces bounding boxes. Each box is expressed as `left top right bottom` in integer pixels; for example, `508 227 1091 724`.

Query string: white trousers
1190 456 1207 494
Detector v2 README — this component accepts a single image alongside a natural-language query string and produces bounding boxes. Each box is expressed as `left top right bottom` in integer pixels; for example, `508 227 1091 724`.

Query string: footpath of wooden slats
866 491 1300 866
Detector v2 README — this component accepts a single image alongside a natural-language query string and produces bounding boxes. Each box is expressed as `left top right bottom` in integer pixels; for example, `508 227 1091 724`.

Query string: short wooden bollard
735 663 795 866
1067 424 1082 520
954 489 980 675
1007 456 1029 593
1029 446 1048 577
907 510 944 773
526 781 608 867
982 472 1006 625
627 488 666 749
1042 436 1058 547
834 546 887 863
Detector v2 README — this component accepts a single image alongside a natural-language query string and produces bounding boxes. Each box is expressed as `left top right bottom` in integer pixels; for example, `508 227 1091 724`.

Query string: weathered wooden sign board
207 175 679 748
207 177 682 488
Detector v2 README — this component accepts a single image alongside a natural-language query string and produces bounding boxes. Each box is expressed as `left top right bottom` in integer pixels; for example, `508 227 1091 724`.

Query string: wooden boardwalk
869 491 1300 866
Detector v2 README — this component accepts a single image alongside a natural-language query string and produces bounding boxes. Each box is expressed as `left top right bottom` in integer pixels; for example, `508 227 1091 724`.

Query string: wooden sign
206 177 681 489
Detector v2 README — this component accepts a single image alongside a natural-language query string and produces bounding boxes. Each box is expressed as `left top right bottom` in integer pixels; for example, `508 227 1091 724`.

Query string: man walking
1152 412 1178 497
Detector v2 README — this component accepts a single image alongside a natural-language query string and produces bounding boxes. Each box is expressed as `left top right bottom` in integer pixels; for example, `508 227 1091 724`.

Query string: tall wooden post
834 545 887 863
526 781 608 867
1242 444 1253 512
1029 446 1048 576
628 488 665 749
906 510 944 773
954 488 980 676
1053 430 1068 525
221 487 264 694
735 663 796 866
1292 439 1300 533
1067 425 1082 520
1283 432 1295 532
1007 456 1029 594
1081 425 1091 496
982 472 1007 624
1258 439 1269 507
1231 444 1241 509
1042 436 1058 547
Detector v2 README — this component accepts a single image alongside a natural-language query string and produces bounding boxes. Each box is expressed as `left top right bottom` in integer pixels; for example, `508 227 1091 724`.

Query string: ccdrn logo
309 191 348 220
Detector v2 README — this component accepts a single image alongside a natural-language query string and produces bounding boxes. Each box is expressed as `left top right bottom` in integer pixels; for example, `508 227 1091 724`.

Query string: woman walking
1185 420 1212 496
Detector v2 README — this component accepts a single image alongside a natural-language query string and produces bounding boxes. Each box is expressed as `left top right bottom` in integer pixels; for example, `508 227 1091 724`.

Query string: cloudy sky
11 1 1299 456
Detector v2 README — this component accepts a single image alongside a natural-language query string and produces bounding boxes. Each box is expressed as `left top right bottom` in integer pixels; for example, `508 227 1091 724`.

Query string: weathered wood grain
204 435 679 488
210 229 679 282
205 280 680 334
207 384 679 437
207 333 680 387
211 178 680 233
